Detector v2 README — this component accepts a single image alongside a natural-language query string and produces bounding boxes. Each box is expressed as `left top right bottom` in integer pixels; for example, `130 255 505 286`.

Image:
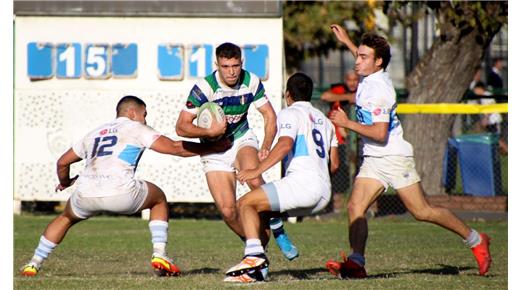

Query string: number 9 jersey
71 117 161 197
277 102 338 180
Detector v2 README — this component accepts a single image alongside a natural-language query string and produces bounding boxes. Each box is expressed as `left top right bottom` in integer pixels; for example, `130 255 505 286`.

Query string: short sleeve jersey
278 102 338 180
355 70 414 157
183 69 269 140
72 117 161 197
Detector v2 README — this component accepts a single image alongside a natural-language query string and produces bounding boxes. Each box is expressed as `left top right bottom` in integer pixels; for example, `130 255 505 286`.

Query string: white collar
290 101 312 107
364 69 385 81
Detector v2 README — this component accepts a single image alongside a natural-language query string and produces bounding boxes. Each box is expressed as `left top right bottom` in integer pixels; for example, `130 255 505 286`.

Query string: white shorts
200 130 259 173
357 156 421 191
261 173 331 217
69 179 149 219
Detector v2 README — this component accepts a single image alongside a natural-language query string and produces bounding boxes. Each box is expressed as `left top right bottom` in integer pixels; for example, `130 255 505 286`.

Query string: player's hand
258 148 269 161
55 175 78 192
330 24 350 44
329 107 350 128
207 117 227 138
237 169 260 184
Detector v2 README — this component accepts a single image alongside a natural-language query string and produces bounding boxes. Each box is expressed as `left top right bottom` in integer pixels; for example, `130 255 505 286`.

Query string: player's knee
237 196 256 212
220 207 238 223
246 178 263 190
410 206 433 222
236 198 247 210
59 213 80 226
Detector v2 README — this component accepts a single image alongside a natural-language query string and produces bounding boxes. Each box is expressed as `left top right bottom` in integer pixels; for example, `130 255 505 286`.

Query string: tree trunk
403 29 484 195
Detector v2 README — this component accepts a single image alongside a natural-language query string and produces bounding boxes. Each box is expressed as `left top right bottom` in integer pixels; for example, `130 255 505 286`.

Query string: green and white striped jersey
183 69 269 141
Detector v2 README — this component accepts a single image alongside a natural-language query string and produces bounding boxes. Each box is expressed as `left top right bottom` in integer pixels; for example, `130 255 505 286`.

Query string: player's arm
321 91 355 103
256 102 277 159
150 135 230 157
175 110 226 139
330 108 389 143
330 24 358 58
55 148 81 191
329 146 340 175
237 136 293 183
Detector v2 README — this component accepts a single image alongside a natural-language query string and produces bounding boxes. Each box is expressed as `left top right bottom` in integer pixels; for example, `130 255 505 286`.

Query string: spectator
487 57 504 90
320 71 359 212
473 82 502 134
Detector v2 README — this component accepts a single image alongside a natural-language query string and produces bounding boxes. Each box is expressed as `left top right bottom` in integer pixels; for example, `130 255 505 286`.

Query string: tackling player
224 72 339 283
325 24 491 279
175 42 298 260
21 95 227 277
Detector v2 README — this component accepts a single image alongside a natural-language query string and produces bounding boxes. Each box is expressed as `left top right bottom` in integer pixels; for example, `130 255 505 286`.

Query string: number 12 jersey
72 117 161 197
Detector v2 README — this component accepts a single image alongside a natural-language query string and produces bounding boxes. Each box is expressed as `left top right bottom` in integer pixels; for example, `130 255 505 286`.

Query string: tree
385 1 507 195
283 1 507 195
283 1 376 71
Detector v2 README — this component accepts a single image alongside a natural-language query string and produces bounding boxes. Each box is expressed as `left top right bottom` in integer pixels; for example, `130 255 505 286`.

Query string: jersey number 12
91 136 118 158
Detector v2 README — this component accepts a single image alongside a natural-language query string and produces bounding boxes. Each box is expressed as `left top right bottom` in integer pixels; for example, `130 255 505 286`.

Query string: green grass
14 214 507 289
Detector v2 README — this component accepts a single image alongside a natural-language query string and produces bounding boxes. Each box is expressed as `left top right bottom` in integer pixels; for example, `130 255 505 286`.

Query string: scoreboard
27 42 269 80
14 16 283 203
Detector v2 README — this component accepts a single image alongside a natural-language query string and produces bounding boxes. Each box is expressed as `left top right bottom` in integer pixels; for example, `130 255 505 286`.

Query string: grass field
14 214 507 289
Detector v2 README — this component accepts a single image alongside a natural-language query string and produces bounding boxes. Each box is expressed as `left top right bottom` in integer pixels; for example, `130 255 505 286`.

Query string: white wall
14 16 283 202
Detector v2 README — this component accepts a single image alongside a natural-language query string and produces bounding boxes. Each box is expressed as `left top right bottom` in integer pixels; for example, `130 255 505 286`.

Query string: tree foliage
283 0 378 71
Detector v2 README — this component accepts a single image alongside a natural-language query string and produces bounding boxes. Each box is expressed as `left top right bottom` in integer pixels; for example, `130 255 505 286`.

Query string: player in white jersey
176 42 298 261
325 24 491 279
223 73 339 283
20 95 227 277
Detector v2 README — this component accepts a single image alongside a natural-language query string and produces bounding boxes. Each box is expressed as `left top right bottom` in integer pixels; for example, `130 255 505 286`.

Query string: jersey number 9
312 129 326 159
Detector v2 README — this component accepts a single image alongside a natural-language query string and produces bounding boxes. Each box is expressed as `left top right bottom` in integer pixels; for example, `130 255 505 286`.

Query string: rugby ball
197 102 226 129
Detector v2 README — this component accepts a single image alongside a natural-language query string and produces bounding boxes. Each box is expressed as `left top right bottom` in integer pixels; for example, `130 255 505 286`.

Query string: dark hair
361 33 391 70
116 95 146 116
216 42 241 59
286 72 313 102
474 81 486 90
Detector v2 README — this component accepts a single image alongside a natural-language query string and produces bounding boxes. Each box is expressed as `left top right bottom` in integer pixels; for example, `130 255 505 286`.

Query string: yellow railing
397 103 508 114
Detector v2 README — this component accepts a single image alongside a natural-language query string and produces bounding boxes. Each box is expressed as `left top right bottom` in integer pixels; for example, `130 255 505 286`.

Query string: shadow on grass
369 264 473 279
183 267 220 275
270 264 474 281
270 267 328 279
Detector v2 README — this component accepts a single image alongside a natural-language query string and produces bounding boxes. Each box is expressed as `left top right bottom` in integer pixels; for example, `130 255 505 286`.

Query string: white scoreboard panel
14 16 283 203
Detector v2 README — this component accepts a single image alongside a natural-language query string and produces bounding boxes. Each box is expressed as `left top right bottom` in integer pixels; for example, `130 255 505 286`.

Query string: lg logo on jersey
99 128 118 135
308 114 323 125
280 123 291 129
313 118 324 125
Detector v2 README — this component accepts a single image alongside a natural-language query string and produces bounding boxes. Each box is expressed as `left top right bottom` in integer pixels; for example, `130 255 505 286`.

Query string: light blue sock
464 229 481 248
32 235 57 266
348 252 365 267
149 220 168 255
269 218 285 238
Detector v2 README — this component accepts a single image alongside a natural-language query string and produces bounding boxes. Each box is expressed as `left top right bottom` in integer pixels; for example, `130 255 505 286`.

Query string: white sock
464 229 481 248
32 236 57 267
153 242 167 256
149 220 168 255
244 239 264 256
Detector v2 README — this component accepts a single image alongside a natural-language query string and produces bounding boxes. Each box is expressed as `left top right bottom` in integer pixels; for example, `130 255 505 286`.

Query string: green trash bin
454 133 502 196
